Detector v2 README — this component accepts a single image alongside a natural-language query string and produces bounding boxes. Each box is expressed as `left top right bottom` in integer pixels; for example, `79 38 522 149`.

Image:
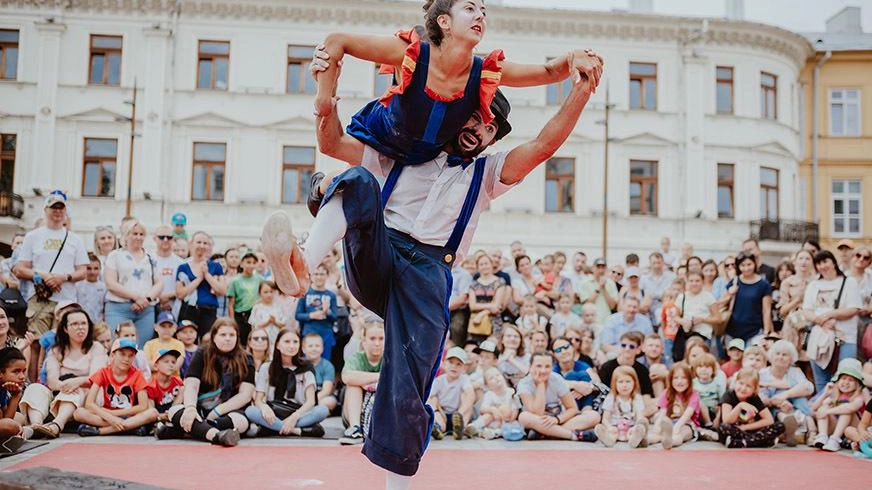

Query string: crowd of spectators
0 191 870 456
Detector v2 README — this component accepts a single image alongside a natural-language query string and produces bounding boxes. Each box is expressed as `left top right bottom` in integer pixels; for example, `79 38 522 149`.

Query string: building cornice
4 0 814 68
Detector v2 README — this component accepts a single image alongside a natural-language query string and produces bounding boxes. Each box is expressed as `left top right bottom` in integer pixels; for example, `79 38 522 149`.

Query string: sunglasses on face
724 262 735 268
250 336 268 342
611 270 623 276
156 235 173 241
855 253 871 261
567 337 581 343
620 343 637 350
553 344 572 353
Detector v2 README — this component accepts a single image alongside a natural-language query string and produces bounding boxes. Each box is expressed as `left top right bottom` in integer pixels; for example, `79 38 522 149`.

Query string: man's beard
444 128 486 159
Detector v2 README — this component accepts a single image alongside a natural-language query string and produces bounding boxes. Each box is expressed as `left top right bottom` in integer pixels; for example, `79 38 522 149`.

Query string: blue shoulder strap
381 162 405 208
444 157 487 253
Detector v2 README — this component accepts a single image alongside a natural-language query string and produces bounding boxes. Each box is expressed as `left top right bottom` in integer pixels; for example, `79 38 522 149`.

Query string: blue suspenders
380 157 487 263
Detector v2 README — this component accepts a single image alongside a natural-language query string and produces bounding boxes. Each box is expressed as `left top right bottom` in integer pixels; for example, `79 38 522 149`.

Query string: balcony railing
0 191 24 219
750 219 819 243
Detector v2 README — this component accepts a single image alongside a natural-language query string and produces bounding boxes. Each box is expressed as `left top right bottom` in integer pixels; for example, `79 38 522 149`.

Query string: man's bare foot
261 211 307 297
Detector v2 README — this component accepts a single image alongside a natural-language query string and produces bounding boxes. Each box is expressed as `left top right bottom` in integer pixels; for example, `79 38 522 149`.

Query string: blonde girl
594 365 647 448
810 362 865 451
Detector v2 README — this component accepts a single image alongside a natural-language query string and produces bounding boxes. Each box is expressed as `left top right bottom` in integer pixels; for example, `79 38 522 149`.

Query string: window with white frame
832 179 861 236
829 89 860 136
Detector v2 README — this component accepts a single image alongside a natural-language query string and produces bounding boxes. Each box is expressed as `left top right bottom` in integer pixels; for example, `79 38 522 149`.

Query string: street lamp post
600 84 613 260
124 78 137 219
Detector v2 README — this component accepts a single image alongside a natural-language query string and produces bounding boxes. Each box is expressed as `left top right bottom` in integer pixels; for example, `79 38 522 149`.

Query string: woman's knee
228 412 249 432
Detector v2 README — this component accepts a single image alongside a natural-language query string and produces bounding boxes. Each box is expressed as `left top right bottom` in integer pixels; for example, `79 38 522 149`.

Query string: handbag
709 278 737 337
267 398 303 419
467 312 493 336
33 231 68 301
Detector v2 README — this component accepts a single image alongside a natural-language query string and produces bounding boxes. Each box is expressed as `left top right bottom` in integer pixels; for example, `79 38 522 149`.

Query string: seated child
692 353 725 428
718 368 784 448
810 361 865 452
142 312 185 376
593 365 648 448
428 347 475 440
464 367 517 439
0 347 29 453
174 319 199 378
647 362 702 449
549 295 582 340
514 295 548 338
145 349 184 424
302 333 338 412
74 339 158 436
720 338 744 379
115 321 153 380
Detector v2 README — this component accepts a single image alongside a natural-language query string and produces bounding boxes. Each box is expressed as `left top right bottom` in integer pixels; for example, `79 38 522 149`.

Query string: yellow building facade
800 8 872 250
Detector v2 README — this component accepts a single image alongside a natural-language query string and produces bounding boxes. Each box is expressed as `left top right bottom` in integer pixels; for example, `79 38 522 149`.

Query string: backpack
0 287 28 337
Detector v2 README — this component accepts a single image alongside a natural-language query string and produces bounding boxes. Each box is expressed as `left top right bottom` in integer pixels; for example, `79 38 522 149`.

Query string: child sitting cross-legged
74 339 158 436
463 367 517 439
718 367 784 448
428 347 475 440
146 349 184 426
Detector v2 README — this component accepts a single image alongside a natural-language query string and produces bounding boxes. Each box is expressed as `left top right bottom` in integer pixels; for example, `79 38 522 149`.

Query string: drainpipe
811 50 831 223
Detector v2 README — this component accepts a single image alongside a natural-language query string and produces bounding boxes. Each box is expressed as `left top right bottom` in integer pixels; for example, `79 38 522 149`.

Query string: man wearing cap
835 239 855 272
170 213 188 241
13 191 90 379
260 60 596 479
578 258 619 323
152 224 184 318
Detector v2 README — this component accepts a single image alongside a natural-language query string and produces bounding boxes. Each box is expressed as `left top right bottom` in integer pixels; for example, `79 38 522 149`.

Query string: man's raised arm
500 73 596 185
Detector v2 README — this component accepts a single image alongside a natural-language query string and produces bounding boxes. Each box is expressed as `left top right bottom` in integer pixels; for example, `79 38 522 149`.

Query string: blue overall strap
381 161 405 208
444 156 487 253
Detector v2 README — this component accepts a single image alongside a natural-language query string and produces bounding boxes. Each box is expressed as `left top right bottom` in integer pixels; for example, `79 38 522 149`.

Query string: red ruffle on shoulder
478 49 505 124
377 28 421 107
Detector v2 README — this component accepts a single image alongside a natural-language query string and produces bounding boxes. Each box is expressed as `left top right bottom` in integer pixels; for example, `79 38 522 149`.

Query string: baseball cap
836 239 855 250
727 338 745 351
54 301 83 314
593 257 607 267
177 319 198 332
43 190 68 208
171 212 187 226
156 311 177 326
473 340 500 356
445 346 468 364
625 267 641 278
490 89 512 141
111 338 138 353
152 348 182 366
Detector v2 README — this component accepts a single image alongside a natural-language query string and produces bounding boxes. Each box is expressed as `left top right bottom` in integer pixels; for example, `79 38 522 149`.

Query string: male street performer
261 51 601 490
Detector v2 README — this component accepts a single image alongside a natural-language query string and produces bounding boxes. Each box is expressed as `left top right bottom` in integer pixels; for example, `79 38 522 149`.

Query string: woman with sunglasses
104 220 162 348
847 246 871 327
724 251 773 346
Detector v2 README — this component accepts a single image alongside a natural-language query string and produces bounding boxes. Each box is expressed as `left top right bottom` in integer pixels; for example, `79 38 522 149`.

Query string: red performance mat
9 443 872 490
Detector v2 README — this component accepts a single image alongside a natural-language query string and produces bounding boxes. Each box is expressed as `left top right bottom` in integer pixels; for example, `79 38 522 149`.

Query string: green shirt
226 273 263 312
344 351 382 373
172 230 189 240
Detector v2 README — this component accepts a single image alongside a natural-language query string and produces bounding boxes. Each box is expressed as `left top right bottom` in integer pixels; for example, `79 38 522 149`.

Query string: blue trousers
105 301 155 348
811 343 857 394
323 167 452 476
244 404 328 432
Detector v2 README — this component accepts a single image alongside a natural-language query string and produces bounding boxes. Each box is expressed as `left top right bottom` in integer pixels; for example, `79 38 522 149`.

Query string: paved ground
1 417 870 490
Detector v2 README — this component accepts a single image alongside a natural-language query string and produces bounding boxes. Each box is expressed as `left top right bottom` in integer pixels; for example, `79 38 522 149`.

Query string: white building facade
0 0 812 262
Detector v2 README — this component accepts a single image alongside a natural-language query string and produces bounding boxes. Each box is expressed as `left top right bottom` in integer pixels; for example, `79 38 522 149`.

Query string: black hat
491 89 512 141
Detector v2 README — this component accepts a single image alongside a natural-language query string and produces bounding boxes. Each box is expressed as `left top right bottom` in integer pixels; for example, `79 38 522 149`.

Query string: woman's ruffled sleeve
377 28 422 106
478 49 505 124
